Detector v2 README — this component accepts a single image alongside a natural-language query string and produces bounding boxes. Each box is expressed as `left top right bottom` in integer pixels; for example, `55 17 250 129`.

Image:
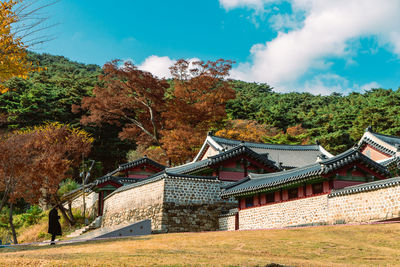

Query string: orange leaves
0 0 37 93
0 123 93 206
79 60 169 146
161 59 235 163
215 120 281 143
79 58 235 165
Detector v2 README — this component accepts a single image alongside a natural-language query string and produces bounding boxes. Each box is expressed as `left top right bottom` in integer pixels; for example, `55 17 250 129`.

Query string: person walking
48 207 62 245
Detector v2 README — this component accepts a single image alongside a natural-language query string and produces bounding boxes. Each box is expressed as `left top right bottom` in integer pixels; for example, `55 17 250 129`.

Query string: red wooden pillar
298 186 305 198
274 191 281 202
323 181 330 193
235 213 239 230
239 198 246 210
282 190 289 201
306 184 313 196
98 191 103 216
253 195 259 206
260 194 266 205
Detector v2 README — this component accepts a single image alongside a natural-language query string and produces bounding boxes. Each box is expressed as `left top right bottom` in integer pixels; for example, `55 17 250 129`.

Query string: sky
35 0 400 94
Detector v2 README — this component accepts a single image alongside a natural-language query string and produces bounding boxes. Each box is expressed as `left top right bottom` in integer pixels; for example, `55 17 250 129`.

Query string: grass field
1 223 400 266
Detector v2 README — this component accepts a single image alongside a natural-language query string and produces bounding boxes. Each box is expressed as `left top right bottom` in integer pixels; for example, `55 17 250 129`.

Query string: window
288 188 298 199
266 193 275 203
312 183 323 194
245 197 254 208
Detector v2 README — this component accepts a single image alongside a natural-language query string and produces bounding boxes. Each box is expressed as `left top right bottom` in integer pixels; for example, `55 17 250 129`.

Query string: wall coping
104 171 220 201
219 211 238 218
328 177 400 197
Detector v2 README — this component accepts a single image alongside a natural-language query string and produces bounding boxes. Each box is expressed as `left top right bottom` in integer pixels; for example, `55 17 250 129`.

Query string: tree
79 59 235 165
215 119 280 143
0 0 57 93
0 122 93 243
161 59 235 163
78 60 169 147
0 0 33 93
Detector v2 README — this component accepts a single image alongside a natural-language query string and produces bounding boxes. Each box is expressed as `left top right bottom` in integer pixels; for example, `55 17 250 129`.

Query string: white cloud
222 0 400 92
138 55 176 79
137 56 201 79
220 0 268 10
360 81 381 91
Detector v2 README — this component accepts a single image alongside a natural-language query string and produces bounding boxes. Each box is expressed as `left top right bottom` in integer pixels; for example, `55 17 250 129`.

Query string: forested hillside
0 52 134 173
1 52 399 174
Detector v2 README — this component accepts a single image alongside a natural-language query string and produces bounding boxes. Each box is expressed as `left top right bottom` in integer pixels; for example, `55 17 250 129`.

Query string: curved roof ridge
208 144 281 170
210 135 321 151
248 162 320 180
117 157 166 171
367 127 400 141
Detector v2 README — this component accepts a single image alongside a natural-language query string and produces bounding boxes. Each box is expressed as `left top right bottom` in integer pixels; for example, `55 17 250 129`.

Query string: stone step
66 216 102 238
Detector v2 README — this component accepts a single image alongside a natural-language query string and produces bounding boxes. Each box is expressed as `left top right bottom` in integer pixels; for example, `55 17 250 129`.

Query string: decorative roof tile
195 134 333 168
358 128 400 156
108 157 165 176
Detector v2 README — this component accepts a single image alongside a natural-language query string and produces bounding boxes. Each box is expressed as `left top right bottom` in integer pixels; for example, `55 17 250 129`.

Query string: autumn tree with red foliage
78 59 235 165
0 123 93 243
76 60 169 147
161 59 235 163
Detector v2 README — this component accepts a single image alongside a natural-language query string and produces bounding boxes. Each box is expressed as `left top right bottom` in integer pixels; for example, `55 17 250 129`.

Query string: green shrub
20 205 44 226
58 178 80 196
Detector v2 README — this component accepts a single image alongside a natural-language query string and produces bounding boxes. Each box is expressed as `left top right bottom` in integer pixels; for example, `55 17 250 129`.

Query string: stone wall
328 182 400 223
102 179 165 231
164 177 225 204
238 194 328 230
235 178 400 230
219 212 237 231
162 177 236 232
64 191 98 218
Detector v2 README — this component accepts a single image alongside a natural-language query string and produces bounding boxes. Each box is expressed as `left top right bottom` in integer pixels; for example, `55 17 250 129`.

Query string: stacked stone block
102 176 236 233
233 178 400 230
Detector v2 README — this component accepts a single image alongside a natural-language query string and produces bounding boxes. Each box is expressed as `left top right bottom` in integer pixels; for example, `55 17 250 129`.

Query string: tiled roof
166 159 210 175
329 177 400 197
221 148 389 198
93 175 140 187
358 128 400 156
208 145 281 170
368 130 400 147
167 144 281 175
110 157 165 175
201 135 332 168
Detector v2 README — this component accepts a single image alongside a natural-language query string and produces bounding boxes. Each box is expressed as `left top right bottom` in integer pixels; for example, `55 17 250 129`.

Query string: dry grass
1 223 400 266
17 221 49 244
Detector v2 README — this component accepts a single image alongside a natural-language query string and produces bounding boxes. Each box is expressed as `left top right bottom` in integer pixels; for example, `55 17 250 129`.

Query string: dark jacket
48 208 62 236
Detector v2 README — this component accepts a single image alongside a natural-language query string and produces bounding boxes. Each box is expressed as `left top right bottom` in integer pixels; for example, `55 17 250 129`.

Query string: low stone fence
235 177 400 230
238 194 328 230
102 175 236 233
63 190 98 218
102 178 165 231
219 208 238 231
328 177 400 224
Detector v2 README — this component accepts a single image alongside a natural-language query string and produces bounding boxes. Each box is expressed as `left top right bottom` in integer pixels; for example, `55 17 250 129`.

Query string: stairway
66 216 102 238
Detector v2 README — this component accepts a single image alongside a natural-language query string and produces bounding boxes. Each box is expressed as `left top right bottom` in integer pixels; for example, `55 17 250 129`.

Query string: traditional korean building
358 127 400 161
220 147 392 230
98 135 336 232
92 156 165 216
195 133 333 169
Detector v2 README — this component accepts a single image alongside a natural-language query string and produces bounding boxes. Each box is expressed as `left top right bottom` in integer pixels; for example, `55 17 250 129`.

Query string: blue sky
36 0 400 94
